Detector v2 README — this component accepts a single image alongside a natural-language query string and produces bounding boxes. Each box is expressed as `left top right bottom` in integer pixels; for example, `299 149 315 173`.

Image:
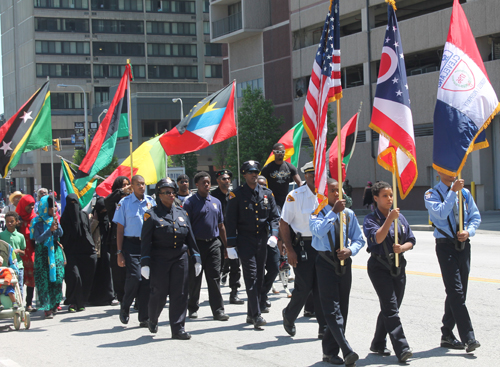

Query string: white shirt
280 184 318 237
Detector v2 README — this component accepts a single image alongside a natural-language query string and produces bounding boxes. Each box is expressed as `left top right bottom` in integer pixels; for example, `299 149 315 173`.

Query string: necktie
334 216 341 251
447 187 460 231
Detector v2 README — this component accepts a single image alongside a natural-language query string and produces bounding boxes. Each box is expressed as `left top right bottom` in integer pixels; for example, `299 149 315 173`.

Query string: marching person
363 181 414 363
141 178 202 339
211 169 243 305
176 174 193 206
113 175 156 327
225 161 280 329
185 171 229 321
309 178 364 366
424 172 481 353
280 162 326 339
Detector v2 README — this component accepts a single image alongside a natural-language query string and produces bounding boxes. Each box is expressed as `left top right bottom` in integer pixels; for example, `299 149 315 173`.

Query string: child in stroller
0 255 19 310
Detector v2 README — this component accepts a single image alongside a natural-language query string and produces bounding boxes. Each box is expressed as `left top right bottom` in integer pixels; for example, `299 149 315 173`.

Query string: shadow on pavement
98 335 170 348
237 335 317 350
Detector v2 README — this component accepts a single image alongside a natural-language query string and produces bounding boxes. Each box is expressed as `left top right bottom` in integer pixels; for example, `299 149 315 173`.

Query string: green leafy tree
72 149 119 182
223 87 284 172
171 153 198 179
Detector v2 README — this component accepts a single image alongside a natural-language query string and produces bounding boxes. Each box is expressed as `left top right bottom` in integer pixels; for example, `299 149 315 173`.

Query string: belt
436 238 454 244
124 236 141 243
196 237 217 242
371 252 404 261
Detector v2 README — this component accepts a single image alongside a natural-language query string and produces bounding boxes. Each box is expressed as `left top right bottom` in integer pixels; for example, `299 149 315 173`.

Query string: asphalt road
1 229 499 367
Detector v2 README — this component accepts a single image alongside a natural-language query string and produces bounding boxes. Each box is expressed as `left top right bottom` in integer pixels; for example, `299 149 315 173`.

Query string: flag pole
458 172 463 234
50 143 55 209
392 172 399 267
55 155 105 180
234 81 241 184
336 99 344 266
127 59 134 180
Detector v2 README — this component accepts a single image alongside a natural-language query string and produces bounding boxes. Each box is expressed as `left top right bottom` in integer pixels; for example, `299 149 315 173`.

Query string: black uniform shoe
343 351 359 366
261 306 270 313
139 320 149 328
282 309 296 336
213 312 230 321
188 311 198 319
303 310 315 318
370 347 391 356
246 316 253 324
148 321 158 333
119 309 129 325
398 348 413 363
441 335 465 349
318 332 324 340
465 340 480 353
172 331 191 340
229 292 244 305
322 354 344 365
253 315 267 329
265 300 271 308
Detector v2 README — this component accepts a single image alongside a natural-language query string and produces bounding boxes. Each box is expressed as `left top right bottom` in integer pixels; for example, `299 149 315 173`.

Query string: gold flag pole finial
386 0 397 11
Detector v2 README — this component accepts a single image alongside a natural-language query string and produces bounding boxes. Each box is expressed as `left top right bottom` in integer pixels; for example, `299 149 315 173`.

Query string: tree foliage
171 153 198 179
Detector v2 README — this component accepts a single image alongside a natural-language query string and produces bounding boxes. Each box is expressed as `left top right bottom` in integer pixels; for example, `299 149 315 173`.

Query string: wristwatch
116 250 122 255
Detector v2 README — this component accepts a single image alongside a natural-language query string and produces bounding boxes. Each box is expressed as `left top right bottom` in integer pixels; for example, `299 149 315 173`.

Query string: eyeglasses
273 150 286 154
160 191 175 196
220 177 230 181
179 180 188 184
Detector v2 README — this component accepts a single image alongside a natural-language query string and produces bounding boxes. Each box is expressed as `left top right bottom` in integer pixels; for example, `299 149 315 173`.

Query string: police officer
185 171 229 321
140 178 202 339
211 169 243 305
280 162 326 339
424 172 481 353
309 178 364 366
113 175 155 327
225 161 280 329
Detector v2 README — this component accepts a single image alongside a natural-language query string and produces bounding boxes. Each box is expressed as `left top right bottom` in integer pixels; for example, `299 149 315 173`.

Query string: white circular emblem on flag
377 46 398 84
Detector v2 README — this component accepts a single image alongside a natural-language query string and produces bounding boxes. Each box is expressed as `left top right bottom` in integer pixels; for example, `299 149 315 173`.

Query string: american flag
369 3 418 199
302 0 341 197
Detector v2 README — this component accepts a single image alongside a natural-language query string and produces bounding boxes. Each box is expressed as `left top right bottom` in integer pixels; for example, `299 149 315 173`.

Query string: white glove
194 262 202 277
141 266 150 280
227 247 238 260
267 236 278 248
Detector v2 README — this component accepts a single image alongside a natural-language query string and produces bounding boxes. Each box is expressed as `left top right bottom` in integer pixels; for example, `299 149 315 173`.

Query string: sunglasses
273 150 286 154
179 180 188 184
220 177 230 181
160 191 175 196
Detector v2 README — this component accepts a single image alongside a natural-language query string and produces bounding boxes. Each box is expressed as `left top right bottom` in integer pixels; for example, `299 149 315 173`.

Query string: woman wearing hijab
60 194 97 312
105 176 132 303
16 195 37 312
88 197 116 306
30 195 64 319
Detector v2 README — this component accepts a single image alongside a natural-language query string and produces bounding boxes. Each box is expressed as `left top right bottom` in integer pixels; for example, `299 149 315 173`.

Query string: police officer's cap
156 177 177 194
301 161 314 174
241 160 260 174
216 169 233 179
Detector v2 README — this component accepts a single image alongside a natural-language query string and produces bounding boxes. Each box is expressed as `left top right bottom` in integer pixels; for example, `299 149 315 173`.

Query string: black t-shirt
261 161 298 208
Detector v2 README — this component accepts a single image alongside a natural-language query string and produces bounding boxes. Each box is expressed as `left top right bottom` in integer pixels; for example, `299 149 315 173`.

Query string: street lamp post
172 98 184 121
57 84 88 152
98 109 108 125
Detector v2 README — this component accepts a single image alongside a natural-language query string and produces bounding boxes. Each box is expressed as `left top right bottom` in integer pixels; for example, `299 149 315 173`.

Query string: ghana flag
327 112 359 182
60 159 97 214
0 81 52 177
74 64 132 190
95 134 166 197
263 121 304 168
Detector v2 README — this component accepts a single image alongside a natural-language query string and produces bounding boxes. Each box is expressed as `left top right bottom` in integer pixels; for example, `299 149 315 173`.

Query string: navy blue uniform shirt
183 192 223 239
363 208 416 256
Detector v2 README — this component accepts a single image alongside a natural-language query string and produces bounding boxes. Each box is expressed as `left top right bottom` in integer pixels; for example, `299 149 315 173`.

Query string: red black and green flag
74 64 132 190
0 81 52 177
327 112 359 182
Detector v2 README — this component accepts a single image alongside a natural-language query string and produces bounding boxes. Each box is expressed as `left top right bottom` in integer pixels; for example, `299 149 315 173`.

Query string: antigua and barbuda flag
160 81 236 155
433 0 500 176
369 1 417 199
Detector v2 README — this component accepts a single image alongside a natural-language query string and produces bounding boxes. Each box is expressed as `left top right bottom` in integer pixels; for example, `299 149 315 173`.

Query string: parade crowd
0 144 481 366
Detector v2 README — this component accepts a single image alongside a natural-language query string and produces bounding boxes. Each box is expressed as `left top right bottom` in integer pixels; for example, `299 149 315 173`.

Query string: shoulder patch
425 191 432 199
144 213 150 221
310 214 317 219
286 194 295 202
229 192 236 200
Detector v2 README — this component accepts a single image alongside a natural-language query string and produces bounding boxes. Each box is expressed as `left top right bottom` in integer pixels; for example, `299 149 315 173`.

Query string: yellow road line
352 265 500 283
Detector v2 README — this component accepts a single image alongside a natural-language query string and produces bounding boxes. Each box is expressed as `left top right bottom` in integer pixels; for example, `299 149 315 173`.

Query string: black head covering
61 193 84 237
215 169 233 179
112 176 130 192
240 160 260 174
93 197 109 236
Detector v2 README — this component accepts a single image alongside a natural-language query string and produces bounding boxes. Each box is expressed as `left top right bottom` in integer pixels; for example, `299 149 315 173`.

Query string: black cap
240 160 260 174
156 178 177 195
215 169 233 179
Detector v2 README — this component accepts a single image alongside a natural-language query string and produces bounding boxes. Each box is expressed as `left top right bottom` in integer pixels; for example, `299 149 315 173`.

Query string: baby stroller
0 240 30 330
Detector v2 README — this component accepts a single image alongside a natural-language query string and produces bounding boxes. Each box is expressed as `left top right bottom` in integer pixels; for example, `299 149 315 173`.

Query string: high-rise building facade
1 0 224 192
210 0 500 210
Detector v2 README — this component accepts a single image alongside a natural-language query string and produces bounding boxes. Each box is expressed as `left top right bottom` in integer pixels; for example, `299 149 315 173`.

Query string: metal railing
212 12 242 38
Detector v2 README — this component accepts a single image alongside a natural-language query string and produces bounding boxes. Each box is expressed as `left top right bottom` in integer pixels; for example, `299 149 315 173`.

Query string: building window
228 2 241 16
148 44 197 57
146 22 195 35
205 65 222 78
142 120 176 137
92 20 143 34
36 63 91 78
93 42 145 56
148 65 198 79
203 21 210 35
35 41 90 55
94 64 146 78
51 92 89 109
205 43 222 56
35 18 89 32
34 0 89 9
203 0 209 13
91 0 143 11
341 64 364 89
94 87 110 104
145 0 195 14
236 78 263 98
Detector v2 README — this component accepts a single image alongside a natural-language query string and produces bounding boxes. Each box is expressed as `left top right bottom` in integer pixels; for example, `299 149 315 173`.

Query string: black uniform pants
238 235 267 318
65 253 97 308
122 238 150 322
316 254 353 358
221 257 241 291
435 240 474 343
368 255 409 357
188 239 224 316
110 239 127 302
260 244 280 306
149 249 189 334
284 243 326 332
